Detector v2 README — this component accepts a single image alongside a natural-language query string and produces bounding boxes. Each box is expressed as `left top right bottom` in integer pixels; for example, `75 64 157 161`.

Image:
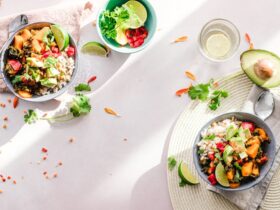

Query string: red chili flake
42 113 48 118
7 176 11 180
245 33 251 44
42 156 47 160
213 82 219 88
13 97 19 109
3 116 8 121
43 171 48 176
41 147 48 153
175 88 189 97
58 161 63 166
69 138 74 143
2 178 6 182
7 98 11 103
2 124 7 129
13 180 16 184
53 172 58 178
87 76 97 84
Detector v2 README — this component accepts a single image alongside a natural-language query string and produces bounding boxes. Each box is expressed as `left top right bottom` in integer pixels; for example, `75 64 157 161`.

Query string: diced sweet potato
241 161 253 177
246 143 259 159
18 90 32 98
33 27 50 41
229 182 240 188
255 128 269 141
32 39 42 53
14 35 23 50
246 136 261 146
252 163 260 177
21 29 32 41
226 169 234 180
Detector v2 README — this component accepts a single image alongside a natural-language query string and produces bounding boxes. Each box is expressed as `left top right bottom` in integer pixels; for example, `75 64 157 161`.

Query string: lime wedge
123 0 147 29
115 27 128 45
50 24 69 50
215 162 230 187
81 41 109 57
178 161 199 185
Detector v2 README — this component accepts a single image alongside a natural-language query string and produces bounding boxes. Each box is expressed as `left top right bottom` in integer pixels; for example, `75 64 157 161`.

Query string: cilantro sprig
188 79 229 110
24 94 91 124
168 156 177 171
74 83 91 92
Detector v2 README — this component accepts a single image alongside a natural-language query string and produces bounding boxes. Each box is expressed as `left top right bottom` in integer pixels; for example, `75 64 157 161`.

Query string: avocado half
240 49 280 88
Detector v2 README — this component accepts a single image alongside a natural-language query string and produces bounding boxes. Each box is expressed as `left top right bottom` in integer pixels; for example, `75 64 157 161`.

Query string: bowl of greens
96 0 157 53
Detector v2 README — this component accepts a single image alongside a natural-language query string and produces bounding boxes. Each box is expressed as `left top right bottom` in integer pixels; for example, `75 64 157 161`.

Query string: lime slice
115 27 128 45
50 25 70 51
206 33 231 58
123 0 147 29
178 161 199 185
215 162 230 187
81 41 109 57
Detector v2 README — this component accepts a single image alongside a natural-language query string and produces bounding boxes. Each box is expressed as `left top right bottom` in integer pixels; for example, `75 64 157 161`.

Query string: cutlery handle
8 14 28 38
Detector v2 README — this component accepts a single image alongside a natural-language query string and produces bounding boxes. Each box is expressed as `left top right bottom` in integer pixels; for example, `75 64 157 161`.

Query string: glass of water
198 19 240 62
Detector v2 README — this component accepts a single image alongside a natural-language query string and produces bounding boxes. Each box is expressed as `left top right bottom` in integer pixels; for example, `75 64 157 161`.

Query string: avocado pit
254 59 273 80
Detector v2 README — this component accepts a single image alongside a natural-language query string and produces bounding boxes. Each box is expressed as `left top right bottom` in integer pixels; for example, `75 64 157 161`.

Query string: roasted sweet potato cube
246 143 259 159
14 35 23 50
242 161 253 177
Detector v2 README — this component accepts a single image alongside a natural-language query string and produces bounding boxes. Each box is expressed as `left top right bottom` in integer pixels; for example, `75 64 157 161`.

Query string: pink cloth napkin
0 2 93 92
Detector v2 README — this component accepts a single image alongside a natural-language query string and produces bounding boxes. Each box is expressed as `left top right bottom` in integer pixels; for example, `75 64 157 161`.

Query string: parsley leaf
74 83 91 92
70 94 92 117
24 110 38 124
168 156 177 171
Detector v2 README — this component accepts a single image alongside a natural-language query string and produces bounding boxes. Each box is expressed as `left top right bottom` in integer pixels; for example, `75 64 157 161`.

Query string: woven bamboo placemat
167 70 280 210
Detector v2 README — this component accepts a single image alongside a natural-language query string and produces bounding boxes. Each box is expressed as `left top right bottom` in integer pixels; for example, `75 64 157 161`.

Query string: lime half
215 162 230 187
178 162 199 185
123 0 147 29
50 24 69 50
81 42 109 57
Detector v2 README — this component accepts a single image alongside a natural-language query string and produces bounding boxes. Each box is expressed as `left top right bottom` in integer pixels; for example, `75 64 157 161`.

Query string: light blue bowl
96 0 157 53
193 112 276 191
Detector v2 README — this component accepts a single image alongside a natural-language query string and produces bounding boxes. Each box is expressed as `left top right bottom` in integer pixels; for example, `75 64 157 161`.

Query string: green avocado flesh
240 49 280 88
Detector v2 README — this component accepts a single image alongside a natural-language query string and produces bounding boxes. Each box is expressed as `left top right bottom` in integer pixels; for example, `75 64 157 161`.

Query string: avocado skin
240 49 280 89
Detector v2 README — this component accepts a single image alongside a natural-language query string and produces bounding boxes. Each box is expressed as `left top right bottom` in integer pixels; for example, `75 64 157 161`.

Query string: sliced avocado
223 145 234 165
226 125 238 140
230 137 245 148
40 78 57 88
241 49 280 88
238 127 246 141
244 128 251 139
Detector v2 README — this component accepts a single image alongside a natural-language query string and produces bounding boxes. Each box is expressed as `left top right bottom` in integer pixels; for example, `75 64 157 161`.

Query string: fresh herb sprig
74 83 91 92
188 79 229 110
168 156 177 171
24 94 91 124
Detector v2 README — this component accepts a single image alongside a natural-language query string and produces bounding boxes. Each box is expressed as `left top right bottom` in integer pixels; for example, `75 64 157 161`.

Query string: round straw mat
167 70 280 210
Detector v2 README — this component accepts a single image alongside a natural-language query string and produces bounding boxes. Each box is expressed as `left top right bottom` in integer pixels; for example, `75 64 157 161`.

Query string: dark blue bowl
193 112 276 191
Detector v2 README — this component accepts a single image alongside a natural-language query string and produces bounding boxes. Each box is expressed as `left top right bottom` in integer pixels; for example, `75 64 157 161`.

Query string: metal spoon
254 91 275 120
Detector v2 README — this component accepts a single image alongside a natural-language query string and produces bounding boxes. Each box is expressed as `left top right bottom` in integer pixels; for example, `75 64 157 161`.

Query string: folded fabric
0 2 93 92
207 85 280 210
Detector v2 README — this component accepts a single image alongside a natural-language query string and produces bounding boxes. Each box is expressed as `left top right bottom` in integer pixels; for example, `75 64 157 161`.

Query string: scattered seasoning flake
42 156 47 160
13 97 19 108
87 76 97 84
41 147 48 153
245 33 251 44
249 43 254 49
0 103 6 108
176 88 190 97
23 110 27 114
123 138 128 142
43 171 48 175
173 36 188 43
2 178 6 182
3 116 8 121
69 137 74 143
42 113 48 118
185 71 196 81
53 172 58 178
104 107 120 117
13 180 16 184
58 161 63 166
7 98 11 103
2 124 7 129
213 82 219 88
7 176 11 180
0 190 2 193
92 20 96 27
